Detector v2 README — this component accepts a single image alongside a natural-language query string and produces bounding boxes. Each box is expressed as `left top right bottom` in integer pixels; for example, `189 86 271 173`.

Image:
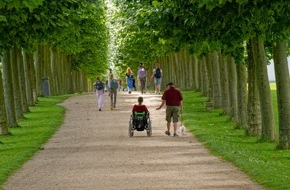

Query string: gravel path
3 91 265 190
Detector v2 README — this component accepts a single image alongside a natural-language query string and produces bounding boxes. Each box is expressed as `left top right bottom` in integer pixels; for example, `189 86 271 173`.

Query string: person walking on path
138 63 147 94
126 67 133 93
107 68 113 96
109 74 118 110
156 82 183 137
150 63 162 94
94 77 104 111
117 77 123 92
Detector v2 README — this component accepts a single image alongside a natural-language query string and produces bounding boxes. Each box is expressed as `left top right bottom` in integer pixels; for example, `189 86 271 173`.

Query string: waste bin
42 77 50 96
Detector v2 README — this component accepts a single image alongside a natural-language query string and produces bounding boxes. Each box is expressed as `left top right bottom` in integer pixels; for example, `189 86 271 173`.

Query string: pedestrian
118 77 123 92
156 82 183 137
138 63 147 94
150 63 162 94
110 74 118 110
105 80 108 92
107 68 113 96
132 75 136 91
127 74 134 94
126 67 133 93
94 77 104 111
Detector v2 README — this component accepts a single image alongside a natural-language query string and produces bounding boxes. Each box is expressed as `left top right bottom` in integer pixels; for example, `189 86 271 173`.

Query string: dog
179 122 186 136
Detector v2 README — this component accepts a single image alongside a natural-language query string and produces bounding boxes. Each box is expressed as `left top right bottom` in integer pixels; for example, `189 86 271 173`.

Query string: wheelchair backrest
133 112 146 120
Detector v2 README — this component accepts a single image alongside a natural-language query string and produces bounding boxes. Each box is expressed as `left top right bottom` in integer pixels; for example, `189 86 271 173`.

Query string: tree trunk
201 57 208 96
67 56 74 94
2 50 18 127
219 53 230 115
252 37 275 141
53 48 60 95
0 67 9 135
236 62 248 129
246 40 261 136
63 53 70 93
50 48 56 95
192 55 199 90
205 54 213 101
22 51 33 107
227 56 238 122
273 41 290 149
11 47 23 120
173 53 179 85
211 51 221 108
27 52 37 105
17 48 29 113
34 47 41 96
181 50 186 88
198 57 203 92
188 54 194 89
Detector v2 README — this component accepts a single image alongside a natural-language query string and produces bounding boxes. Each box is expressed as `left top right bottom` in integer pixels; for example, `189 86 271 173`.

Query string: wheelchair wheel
128 116 134 137
146 118 152 137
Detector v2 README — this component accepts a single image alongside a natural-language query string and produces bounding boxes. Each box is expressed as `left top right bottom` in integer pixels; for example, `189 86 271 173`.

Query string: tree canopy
112 0 290 65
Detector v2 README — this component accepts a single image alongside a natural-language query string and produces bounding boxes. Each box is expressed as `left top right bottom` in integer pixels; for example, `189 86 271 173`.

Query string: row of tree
0 0 109 135
113 0 290 149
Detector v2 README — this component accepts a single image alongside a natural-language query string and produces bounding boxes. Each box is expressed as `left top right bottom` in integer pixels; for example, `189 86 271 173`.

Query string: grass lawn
0 95 71 189
182 89 290 190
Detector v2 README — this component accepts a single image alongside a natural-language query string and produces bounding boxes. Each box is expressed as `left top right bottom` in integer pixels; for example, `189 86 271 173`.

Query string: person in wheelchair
131 96 149 130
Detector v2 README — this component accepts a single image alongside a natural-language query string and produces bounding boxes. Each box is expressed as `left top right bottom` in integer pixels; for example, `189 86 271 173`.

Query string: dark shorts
166 106 179 123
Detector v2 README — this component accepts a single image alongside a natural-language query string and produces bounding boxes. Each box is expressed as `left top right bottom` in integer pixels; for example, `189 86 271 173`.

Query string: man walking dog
156 82 183 137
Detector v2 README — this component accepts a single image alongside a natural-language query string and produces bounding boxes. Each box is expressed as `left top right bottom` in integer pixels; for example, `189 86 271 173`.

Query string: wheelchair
128 111 152 137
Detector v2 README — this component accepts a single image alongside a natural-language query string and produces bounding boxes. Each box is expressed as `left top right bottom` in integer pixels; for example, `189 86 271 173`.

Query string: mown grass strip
183 91 290 190
0 95 71 188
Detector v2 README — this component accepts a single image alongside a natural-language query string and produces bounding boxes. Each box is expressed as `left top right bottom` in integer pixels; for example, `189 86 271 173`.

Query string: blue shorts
154 77 162 85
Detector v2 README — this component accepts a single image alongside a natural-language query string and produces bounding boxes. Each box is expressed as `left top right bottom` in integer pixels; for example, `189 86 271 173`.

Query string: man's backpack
95 81 104 90
110 79 118 89
155 68 161 78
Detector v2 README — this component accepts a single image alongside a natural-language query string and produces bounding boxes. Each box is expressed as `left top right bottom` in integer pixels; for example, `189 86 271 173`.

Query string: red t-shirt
162 87 183 106
132 104 149 113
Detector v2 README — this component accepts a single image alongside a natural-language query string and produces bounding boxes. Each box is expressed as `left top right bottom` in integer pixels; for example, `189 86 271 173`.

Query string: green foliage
0 95 71 186
112 0 172 68
113 0 290 64
66 1 109 77
182 90 290 190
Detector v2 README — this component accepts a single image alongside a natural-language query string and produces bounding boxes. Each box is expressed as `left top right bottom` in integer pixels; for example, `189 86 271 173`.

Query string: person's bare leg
167 122 171 132
173 122 178 134
157 84 161 93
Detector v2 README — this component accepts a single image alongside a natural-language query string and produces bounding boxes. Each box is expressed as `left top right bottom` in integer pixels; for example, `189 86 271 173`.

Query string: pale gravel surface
3 91 265 190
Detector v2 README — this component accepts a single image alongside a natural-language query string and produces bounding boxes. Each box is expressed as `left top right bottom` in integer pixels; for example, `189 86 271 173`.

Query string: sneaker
165 131 171 136
173 133 179 137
